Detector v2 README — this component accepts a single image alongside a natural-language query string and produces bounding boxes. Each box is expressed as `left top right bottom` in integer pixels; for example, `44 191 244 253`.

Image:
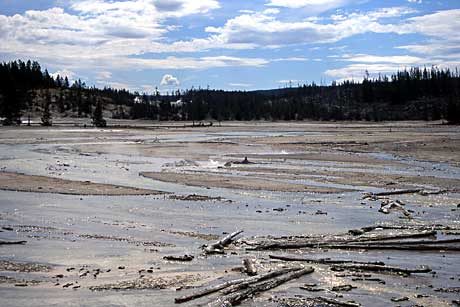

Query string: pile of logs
175 266 314 306
173 224 459 306
245 224 460 252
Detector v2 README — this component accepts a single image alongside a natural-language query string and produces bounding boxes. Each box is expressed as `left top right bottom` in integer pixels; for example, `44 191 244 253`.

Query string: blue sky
1 0 459 93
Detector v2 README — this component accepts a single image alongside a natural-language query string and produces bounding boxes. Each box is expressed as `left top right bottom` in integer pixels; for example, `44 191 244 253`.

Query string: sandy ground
140 171 354 193
0 120 459 307
0 172 164 195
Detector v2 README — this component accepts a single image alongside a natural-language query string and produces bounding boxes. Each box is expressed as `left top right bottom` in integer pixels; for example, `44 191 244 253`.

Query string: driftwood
356 238 460 246
364 189 422 197
315 297 361 307
269 255 385 266
347 230 437 242
242 258 257 276
215 267 314 306
0 240 26 245
379 200 411 217
331 263 431 275
175 267 300 303
163 255 194 261
203 230 243 254
252 232 458 251
419 189 447 196
308 242 460 251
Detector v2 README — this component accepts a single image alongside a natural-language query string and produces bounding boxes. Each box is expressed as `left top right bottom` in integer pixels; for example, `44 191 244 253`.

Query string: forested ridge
1 60 459 125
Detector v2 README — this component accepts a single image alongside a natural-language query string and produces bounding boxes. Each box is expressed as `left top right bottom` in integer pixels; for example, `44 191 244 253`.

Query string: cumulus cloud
204 7 416 48
160 74 180 86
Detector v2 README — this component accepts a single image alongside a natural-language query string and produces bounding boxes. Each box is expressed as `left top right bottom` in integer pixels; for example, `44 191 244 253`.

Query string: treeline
0 60 134 125
131 67 460 123
1 60 459 125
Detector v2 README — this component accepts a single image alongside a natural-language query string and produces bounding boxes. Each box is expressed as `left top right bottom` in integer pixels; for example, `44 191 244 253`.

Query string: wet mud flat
0 121 459 307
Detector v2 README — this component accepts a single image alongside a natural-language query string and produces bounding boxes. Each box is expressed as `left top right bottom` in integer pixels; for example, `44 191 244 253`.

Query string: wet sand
0 121 459 307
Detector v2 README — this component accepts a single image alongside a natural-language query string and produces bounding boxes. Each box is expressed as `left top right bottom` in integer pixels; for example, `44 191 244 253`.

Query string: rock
391 296 409 302
348 229 364 236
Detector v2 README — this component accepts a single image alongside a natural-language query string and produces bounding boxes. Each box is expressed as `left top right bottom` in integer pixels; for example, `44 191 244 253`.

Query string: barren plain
0 121 459 307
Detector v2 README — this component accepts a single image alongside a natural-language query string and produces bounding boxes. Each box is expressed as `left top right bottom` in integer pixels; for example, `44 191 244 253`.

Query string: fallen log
355 238 460 246
419 189 447 196
215 267 314 306
364 189 422 197
331 263 431 275
0 240 26 245
314 243 460 251
203 230 243 254
174 267 300 303
269 255 385 266
348 230 437 243
315 297 361 307
252 237 459 251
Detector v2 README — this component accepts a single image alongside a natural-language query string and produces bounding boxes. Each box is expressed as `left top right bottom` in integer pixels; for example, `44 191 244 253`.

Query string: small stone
391 297 409 302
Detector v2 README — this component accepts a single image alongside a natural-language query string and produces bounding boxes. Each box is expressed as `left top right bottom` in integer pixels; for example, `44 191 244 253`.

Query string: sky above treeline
1 0 459 93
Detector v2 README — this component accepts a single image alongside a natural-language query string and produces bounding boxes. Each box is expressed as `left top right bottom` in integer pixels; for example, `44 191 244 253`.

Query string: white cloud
228 83 253 87
342 54 424 64
203 7 416 48
266 0 350 12
277 79 304 84
96 71 112 80
161 74 180 86
405 9 460 43
325 64 406 79
272 57 309 62
50 69 76 80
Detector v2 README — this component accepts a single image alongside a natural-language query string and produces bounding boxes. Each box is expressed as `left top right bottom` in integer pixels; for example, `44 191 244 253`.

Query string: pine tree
41 95 52 126
92 101 106 127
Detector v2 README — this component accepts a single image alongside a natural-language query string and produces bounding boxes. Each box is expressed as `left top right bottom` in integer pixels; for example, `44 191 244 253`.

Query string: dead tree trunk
331 263 431 275
203 230 243 254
